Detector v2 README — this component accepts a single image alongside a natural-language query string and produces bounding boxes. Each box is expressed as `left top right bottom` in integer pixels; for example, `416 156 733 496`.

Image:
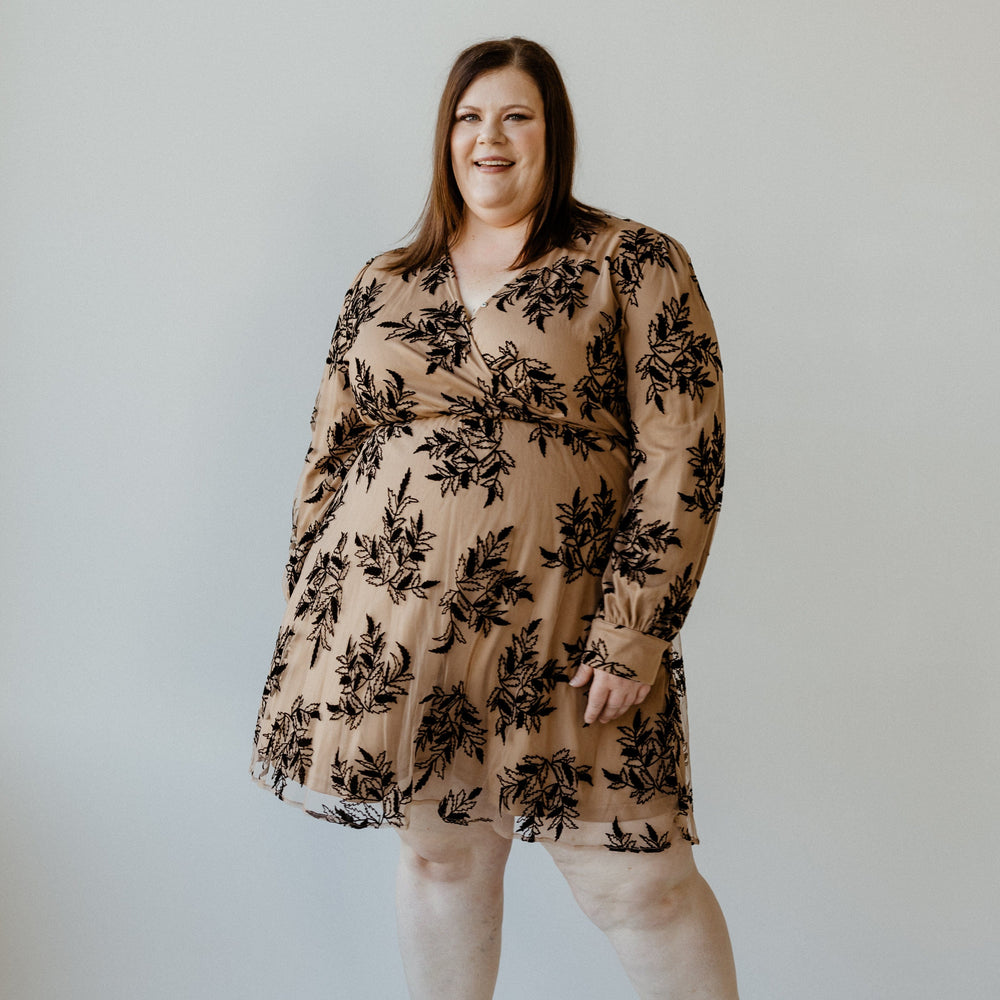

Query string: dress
251 213 725 851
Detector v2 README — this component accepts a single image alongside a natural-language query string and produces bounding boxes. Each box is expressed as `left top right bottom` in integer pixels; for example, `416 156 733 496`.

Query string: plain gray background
3 1 998 997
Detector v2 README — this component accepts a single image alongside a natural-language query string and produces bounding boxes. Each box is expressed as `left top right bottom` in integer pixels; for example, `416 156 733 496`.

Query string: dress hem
249 761 699 851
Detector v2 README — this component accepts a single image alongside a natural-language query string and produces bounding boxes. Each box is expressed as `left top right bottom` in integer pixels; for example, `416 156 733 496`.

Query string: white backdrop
2 1 998 998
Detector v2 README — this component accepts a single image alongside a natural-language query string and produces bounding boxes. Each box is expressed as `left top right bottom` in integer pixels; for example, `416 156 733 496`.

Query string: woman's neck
451 211 531 263
448 212 534 315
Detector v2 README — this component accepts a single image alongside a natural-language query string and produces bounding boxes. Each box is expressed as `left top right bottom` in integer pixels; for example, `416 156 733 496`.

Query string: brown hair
386 37 605 274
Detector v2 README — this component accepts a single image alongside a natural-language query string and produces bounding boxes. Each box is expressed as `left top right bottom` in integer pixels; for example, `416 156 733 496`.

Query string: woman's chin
463 200 537 229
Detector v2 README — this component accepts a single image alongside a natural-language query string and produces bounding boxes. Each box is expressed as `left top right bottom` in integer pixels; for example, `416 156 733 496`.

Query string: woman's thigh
542 837 700 921
397 801 513 873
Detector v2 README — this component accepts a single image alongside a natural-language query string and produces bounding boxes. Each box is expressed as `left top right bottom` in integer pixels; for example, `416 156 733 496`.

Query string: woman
252 37 739 1000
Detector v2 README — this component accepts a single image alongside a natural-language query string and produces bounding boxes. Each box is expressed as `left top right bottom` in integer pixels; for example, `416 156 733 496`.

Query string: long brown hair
386 37 605 274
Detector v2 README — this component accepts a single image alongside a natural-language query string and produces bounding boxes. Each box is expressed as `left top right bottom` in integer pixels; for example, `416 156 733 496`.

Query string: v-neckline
443 249 538 322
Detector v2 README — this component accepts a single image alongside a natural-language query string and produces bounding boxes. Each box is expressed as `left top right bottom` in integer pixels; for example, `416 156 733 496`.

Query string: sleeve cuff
580 618 671 687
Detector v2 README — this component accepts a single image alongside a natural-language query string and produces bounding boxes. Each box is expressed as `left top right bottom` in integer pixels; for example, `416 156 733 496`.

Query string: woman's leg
395 801 513 1000
544 837 739 999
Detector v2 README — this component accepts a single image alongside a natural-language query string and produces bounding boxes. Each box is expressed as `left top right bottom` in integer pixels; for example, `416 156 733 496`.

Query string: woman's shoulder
337 249 419 291
360 246 453 284
570 210 692 264
349 250 401 278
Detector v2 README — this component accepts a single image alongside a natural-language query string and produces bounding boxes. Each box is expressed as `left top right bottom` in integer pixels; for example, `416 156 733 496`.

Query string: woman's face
450 66 546 231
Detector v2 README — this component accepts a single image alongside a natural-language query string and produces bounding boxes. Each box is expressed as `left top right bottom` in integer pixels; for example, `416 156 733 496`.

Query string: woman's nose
477 118 504 143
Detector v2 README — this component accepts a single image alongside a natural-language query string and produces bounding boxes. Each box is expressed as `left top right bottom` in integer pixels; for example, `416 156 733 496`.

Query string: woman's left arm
573 231 725 723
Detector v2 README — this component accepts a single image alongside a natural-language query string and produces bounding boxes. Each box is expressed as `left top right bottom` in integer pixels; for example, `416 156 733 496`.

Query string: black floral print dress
251 214 724 851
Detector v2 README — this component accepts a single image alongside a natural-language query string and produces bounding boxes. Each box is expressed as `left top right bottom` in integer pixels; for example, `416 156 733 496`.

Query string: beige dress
251 213 724 850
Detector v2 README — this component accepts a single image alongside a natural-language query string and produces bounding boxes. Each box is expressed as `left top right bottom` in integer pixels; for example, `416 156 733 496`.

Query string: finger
620 683 649 711
599 701 627 723
598 685 631 722
598 676 650 722
617 684 650 717
569 663 594 688
583 680 609 724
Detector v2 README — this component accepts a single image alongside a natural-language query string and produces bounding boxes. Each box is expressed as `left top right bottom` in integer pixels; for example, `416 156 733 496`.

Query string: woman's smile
450 66 546 227
474 158 514 171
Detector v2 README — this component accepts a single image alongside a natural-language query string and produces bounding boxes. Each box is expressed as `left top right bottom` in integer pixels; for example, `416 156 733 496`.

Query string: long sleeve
581 231 725 685
282 264 378 600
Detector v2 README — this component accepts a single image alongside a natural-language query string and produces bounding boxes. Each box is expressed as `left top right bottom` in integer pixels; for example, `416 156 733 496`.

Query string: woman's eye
458 113 479 123
505 113 527 121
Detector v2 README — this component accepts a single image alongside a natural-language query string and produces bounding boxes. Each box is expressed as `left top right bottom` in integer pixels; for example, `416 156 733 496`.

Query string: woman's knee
397 805 512 884
544 840 701 933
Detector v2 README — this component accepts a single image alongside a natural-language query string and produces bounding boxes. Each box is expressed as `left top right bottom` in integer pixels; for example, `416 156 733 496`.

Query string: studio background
2 1 997 998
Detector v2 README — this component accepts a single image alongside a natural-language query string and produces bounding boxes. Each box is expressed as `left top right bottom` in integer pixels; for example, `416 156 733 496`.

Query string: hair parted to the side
386 37 606 274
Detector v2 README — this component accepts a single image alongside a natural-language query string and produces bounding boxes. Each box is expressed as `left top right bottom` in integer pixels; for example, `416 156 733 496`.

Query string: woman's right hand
569 663 651 725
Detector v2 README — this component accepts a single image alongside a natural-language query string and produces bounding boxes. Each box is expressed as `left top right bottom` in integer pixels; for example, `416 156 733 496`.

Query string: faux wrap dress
251 214 725 851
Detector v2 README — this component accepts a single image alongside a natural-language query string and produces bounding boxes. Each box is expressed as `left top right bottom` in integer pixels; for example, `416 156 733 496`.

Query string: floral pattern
252 215 724 850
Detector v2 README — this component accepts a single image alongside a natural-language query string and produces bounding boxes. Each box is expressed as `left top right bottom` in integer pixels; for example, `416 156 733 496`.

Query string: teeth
477 160 512 166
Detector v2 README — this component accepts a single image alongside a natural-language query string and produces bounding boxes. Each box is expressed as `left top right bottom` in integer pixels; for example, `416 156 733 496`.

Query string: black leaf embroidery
439 343 622 463
399 254 451 295
437 786 485 825
686 257 708 308
262 626 294 700
627 417 646 468
259 695 321 798
354 470 439 602
353 424 414 492
560 627 590 677
414 682 487 792
432 526 533 654
539 478 618 582
444 395 614 463
285 520 322 601
351 360 417 423
326 747 412 828
415 406 514 507
607 479 681 587
302 410 369 505
527 418 615 460
678 414 725 523
605 817 674 853
379 301 472 374
601 683 691 813
486 619 569 741
254 625 296 744
571 213 606 245
329 276 385 382
494 256 600 331
574 309 627 422
608 228 677 307
349 362 416 490
635 293 722 408
294 531 351 668
481 341 568 415
648 564 698 642
326 615 415 729
498 749 593 841
579 637 637 680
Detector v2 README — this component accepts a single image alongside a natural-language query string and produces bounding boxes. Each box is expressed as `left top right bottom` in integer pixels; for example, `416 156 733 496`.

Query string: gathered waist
362 411 628 445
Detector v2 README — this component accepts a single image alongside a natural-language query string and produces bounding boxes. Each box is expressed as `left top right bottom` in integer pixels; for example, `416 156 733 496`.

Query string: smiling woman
448 67 549 312
450 68 546 227
251 36 738 1000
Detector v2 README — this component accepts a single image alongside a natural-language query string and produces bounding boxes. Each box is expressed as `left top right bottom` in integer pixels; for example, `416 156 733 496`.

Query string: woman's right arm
283 264 379 600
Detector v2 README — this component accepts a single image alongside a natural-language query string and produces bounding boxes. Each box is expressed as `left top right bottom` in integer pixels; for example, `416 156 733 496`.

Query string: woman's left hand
569 664 652 725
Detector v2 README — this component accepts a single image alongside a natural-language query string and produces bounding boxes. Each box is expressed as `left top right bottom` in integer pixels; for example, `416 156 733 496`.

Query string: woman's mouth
474 159 514 172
